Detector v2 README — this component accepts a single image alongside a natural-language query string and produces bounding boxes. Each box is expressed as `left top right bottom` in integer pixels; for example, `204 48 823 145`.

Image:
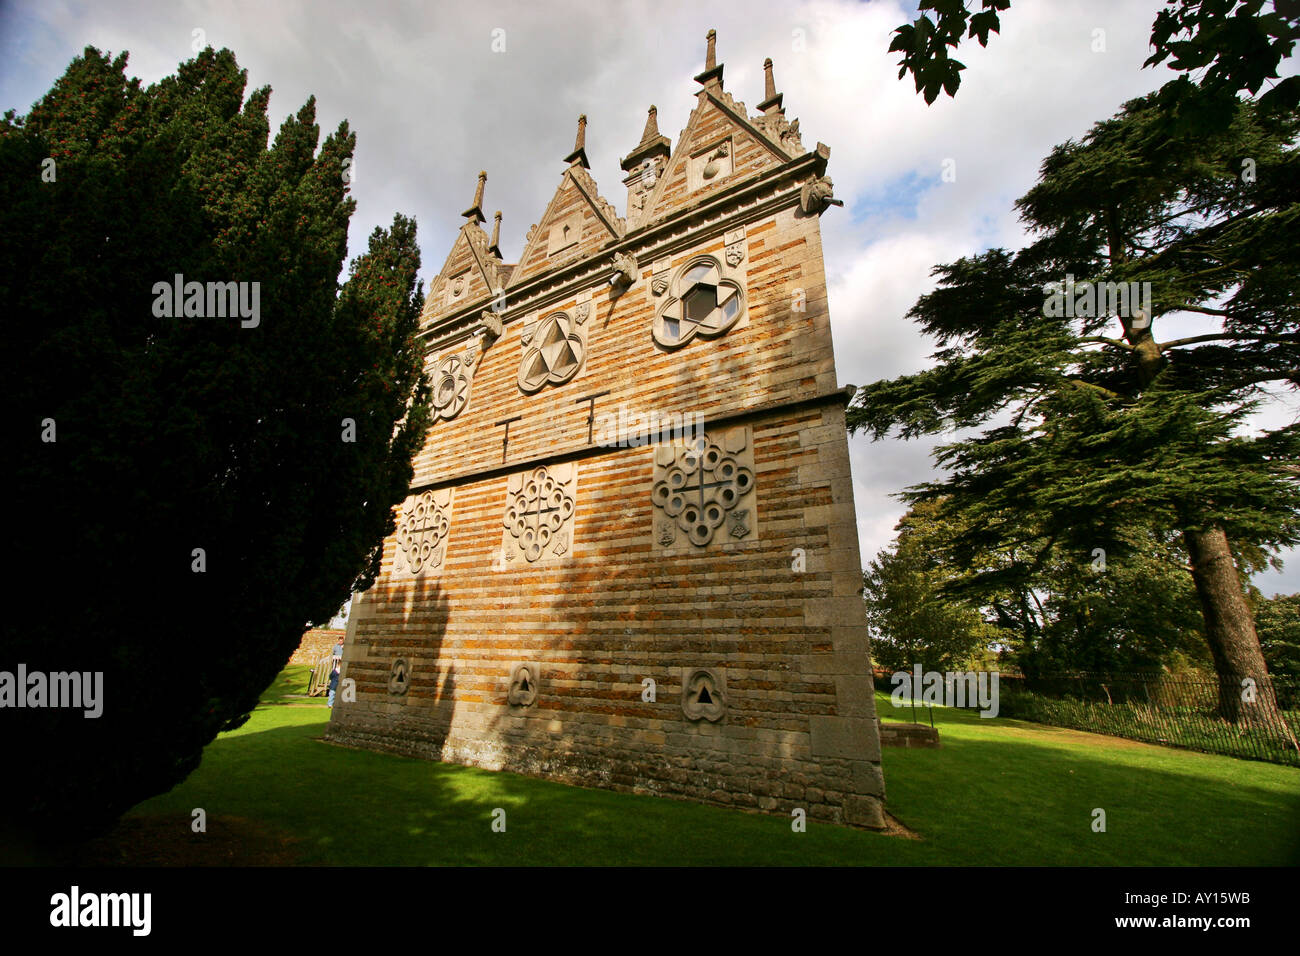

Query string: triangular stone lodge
327 29 885 830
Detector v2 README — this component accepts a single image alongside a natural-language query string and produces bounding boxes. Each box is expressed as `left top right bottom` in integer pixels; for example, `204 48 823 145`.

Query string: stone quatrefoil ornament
504 465 576 563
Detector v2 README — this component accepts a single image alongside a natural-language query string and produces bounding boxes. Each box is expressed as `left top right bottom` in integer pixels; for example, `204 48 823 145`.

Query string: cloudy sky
3 0 1296 595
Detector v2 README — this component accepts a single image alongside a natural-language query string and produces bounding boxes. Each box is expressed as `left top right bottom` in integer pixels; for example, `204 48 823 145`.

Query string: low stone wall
877 722 940 748
290 628 344 666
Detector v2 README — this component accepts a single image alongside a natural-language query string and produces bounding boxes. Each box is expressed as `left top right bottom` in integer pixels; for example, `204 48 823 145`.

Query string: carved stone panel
394 488 453 576
651 425 757 551
501 463 578 564
724 225 746 266
682 667 725 722
546 213 583 256
430 351 473 422
445 271 469 308
688 137 732 192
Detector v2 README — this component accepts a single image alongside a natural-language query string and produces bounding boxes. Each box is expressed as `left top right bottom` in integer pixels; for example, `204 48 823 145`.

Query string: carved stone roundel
432 353 472 421
505 466 576 562
652 439 754 547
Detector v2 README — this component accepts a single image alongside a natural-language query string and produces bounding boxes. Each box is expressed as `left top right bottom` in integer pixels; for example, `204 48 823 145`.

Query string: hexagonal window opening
683 284 717 326
654 257 745 349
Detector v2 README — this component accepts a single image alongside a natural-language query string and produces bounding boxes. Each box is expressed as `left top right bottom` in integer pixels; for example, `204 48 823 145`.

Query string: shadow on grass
126 710 912 866
106 693 1300 867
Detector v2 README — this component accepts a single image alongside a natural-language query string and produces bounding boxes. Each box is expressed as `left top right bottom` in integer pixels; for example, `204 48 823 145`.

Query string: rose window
654 257 744 349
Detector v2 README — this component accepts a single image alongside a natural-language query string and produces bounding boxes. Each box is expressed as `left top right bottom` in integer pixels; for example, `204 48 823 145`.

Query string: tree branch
1067 379 1125 400
1161 332 1300 349
1078 336 1135 351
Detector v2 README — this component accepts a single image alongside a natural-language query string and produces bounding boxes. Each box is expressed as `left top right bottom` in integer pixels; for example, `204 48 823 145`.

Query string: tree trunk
1183 524 1282 726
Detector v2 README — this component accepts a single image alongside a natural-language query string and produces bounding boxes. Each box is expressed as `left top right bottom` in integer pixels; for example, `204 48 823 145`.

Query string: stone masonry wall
290 628 344 666
328 398 884 827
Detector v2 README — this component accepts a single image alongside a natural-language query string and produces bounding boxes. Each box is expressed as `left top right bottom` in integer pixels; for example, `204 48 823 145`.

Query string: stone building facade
326 31 885 828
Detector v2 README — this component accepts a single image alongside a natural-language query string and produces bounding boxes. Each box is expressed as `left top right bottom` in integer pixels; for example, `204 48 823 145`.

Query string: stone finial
488 210 503 257
641 106 660 145
564 113 590 168
620 105 672 172
758 57 784 114
461 170 487 223
694 28 724 87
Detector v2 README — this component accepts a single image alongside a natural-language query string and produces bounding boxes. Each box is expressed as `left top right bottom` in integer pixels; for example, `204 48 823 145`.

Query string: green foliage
1010 532 1210 677
848 88 1299 680
864 501 1002 671
887 0 1010 104
866 503 1210 676
1257 593 1300 678
996 677 1300 765
1 46 431 833
891 0 1300 122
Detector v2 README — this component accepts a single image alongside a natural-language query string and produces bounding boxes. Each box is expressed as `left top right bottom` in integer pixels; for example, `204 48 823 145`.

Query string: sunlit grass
124 672 1300 865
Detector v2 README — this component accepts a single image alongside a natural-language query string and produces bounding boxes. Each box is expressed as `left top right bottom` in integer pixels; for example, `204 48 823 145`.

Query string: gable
506 166 625 288
640 88 795 226
423 223 501 325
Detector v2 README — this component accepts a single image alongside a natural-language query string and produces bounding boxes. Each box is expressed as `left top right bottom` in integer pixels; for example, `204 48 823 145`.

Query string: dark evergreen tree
1 46 431 834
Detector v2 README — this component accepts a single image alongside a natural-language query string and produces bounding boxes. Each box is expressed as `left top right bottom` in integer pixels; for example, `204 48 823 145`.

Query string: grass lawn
102 665 1300 866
